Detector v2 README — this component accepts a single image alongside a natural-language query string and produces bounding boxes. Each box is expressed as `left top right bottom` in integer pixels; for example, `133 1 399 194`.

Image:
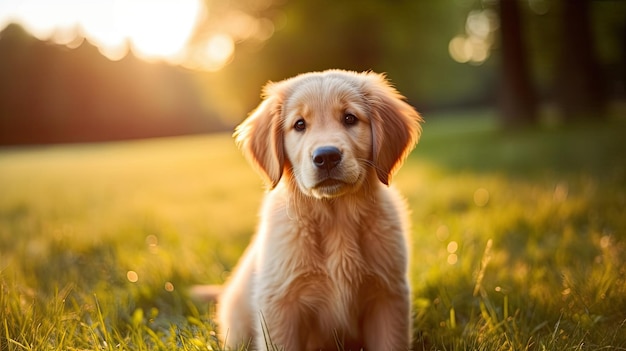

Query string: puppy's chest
298 221 372 284
297 223 376 330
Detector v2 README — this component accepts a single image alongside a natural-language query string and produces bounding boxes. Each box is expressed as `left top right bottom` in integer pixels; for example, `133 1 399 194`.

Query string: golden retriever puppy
218 69 422 350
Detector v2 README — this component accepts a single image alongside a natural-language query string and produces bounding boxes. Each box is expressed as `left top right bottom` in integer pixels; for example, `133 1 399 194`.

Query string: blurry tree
554 0 607 121
0 24 225 145
190 0 624 125
497 0 538 127
454 0 624 127
2 0 624 144
228 0 494 113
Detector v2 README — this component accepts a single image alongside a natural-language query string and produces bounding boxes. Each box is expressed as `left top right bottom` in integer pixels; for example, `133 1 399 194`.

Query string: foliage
1 112 625 350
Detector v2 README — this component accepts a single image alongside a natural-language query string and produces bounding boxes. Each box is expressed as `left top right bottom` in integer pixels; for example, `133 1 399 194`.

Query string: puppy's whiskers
358 158 385 175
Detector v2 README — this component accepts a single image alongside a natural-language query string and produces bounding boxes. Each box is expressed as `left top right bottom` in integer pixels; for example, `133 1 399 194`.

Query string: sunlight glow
0 0 270 71
117 0 201 62
1 0 201 62
78 1 129 61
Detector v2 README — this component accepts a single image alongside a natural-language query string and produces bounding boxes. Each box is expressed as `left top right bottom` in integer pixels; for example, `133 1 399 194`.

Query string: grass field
1 111 625 350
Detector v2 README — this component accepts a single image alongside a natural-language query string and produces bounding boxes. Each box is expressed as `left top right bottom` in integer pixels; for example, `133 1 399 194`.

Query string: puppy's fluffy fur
218 70 422 350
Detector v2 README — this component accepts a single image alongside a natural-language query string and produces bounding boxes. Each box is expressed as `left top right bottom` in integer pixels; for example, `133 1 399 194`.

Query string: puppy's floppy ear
363 72 423 185
234 82 285 189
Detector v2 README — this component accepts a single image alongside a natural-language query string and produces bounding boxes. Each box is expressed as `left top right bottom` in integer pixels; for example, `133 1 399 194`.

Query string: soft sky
0 0 247 71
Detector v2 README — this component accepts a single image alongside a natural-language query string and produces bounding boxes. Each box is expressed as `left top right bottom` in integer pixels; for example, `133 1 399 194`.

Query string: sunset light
0 0 270 71
113 0 202 62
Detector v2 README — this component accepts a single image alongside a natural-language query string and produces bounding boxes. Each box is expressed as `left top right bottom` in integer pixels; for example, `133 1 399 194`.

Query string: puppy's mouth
314 178 346 189
309 177 351 198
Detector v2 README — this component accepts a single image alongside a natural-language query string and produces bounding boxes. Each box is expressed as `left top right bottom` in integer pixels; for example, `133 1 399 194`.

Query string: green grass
1 111 625 350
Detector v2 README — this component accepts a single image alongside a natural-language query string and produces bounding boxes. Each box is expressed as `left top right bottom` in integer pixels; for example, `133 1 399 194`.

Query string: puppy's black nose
312 146 342 170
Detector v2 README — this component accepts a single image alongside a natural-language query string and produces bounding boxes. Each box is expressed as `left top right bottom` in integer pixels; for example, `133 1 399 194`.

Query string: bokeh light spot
529 0 551 15
447 241 459 254
127 270 139 283
194 33 235 71
600 235 611 249
449 9 497 65
448 35 471 64
466 9 497 40
447 254 458 265
146 234 159 253
436 225 450 242
473 187 490 207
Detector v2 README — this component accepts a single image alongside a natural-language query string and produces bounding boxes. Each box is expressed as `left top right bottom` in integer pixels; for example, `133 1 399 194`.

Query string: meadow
1 111 625 350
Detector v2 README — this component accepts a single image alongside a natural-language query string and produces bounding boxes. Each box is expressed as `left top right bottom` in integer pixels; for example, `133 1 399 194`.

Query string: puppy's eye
294 119 306 132
343 114 358 126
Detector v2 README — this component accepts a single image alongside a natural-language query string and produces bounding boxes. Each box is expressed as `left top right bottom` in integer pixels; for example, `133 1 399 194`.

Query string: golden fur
218 70 423 350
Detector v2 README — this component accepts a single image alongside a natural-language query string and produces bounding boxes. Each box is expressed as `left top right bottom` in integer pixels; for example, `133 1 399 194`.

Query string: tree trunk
554 0 607 121
497 0 538 128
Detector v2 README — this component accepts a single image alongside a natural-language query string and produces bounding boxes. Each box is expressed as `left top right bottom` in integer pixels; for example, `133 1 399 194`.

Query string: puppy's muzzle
312 146 342 171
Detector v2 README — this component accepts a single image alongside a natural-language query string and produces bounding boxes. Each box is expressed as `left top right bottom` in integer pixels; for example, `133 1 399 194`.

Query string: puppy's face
282 77 372 198
235 70 422 199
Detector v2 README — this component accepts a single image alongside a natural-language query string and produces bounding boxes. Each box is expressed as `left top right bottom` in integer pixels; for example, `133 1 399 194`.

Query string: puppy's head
235 70 422 198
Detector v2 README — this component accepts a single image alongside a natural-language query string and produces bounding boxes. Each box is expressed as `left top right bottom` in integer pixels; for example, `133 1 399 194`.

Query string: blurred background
1 2 626 348
0 0 624 145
